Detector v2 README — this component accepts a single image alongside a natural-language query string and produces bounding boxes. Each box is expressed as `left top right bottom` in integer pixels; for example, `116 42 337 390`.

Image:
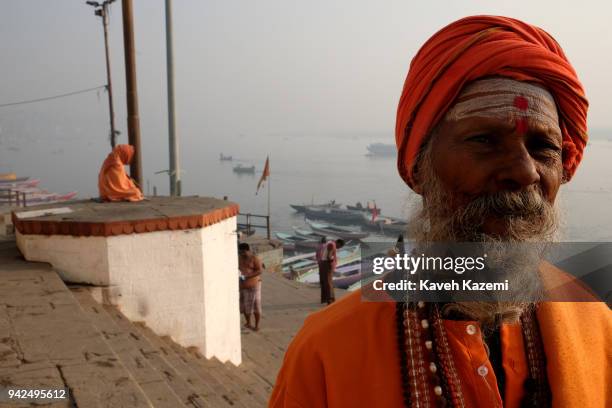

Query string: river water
1 130 612 241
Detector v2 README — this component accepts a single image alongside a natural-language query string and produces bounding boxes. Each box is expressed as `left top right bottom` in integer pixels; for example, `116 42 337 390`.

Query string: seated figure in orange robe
270 16 611 408
98 144 143 202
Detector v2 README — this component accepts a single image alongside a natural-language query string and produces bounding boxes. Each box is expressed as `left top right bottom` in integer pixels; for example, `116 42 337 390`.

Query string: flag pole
267 155 271 239
267 154 271 218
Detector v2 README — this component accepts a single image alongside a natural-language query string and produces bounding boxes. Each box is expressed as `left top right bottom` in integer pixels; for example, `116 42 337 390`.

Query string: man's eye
530 139 562 152
466 134 493 144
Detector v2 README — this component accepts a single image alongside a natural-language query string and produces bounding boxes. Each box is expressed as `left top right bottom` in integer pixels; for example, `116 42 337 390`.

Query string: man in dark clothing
318 239 345 305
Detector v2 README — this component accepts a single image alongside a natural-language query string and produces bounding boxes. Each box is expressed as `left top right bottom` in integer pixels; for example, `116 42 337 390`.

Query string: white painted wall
15 216 242 365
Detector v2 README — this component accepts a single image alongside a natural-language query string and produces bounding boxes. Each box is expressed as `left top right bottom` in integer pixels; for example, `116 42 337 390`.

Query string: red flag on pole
256 156 270 195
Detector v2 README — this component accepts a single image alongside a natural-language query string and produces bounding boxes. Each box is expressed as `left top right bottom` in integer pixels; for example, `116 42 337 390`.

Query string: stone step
74 289 220 408
155 329 271 406
71 287 188 407
0 257 153 407
130 322 257 408
98 299 237 408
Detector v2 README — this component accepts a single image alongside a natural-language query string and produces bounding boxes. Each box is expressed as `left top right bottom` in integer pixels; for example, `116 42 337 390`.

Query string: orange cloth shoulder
269 291 403 408
537 301 612 408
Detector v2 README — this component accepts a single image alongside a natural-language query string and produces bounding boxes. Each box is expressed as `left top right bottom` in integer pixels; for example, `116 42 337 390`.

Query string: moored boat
0 176 29 184
306 220 369 240
232 165 255 174
304 206 365 225
295 245 361 283
346 202 381 214
290 200 340 213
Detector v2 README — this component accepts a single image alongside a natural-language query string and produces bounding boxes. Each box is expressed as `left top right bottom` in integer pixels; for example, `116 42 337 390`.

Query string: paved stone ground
0 237 345 407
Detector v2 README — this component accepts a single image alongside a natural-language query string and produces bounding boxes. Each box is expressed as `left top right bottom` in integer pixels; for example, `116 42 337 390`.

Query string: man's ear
411 166 424 195
560 167 570 184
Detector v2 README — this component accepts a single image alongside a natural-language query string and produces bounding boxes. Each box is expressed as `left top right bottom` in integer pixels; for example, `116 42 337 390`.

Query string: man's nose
494 146 540 191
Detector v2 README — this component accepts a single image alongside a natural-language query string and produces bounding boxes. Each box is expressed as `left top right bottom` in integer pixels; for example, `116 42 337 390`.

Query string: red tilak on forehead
514 95 529 134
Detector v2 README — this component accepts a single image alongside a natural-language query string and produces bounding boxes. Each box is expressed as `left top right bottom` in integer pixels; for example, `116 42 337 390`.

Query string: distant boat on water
232 164 255 174
346 201 381 214
366 143 396 157
219 153 233 161
290 200 340 213
304 206 365 225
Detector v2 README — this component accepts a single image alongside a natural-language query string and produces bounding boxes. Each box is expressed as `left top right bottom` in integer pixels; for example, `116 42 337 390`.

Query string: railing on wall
0 188 27 207
237 213 271 240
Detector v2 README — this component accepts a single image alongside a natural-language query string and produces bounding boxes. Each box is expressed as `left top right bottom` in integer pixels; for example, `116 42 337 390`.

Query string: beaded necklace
395 302 550 407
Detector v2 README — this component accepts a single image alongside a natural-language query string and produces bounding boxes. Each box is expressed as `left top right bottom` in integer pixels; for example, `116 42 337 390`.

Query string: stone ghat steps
0 241 156 407
71 287 271 407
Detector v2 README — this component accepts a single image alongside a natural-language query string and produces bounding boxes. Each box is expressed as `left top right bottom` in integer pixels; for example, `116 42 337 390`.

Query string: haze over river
2 127 611 241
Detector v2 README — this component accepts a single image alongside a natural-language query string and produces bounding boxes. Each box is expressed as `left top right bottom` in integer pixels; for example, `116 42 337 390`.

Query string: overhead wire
0 85 106 108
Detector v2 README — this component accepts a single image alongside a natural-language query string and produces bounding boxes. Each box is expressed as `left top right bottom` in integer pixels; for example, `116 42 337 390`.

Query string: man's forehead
443 77 561 136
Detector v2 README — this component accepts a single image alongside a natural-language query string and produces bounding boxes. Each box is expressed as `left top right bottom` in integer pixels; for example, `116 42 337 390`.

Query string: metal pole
121 0 143 189
101 2 118 148
267 156 271 239
165 0 180 196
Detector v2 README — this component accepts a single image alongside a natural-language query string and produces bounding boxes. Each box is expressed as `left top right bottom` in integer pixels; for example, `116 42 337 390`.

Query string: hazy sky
1 0 611 182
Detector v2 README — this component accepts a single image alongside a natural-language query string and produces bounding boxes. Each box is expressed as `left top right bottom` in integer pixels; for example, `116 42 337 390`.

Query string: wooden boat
0 173 16 181
282 251 316 266
290 200 340 213
334 272 362 289
0 176 29 184
357 213 408 237
275 232 321 252
232 165 255 174
293 227 325 240
219 153 233 161
1 191 77 204
11 179 41 188
304 207 365 225
335 262 361 276
295 245 361 282
346 202 381 214
306 220 369 240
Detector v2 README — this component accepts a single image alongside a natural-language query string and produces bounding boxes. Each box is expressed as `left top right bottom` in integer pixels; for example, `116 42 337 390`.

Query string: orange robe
270 292 611 407
98 145 143 202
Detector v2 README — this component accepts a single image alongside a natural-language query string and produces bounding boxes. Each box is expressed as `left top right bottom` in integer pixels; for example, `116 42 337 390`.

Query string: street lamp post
86 0 119 148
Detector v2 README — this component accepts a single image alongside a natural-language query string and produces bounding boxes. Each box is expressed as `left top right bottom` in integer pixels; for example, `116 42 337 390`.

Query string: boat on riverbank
293 245 361 282
289 200 340 213
306 220 369 240
304 206 365 225
0 176 29 184
346 201 381 214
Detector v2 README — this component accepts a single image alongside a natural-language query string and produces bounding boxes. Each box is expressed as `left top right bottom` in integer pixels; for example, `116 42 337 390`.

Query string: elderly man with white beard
270 16 611 408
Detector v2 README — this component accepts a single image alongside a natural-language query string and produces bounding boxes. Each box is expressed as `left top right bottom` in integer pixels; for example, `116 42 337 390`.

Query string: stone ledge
12 196 239 237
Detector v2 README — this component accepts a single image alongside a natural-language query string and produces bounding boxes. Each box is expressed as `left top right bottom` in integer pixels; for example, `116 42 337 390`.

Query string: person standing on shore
316 236 327 303
318 238 345 305
238 243 263 331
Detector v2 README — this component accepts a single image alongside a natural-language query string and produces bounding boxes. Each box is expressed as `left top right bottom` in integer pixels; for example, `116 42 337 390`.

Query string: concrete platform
13 197 243 365
11 196 239 236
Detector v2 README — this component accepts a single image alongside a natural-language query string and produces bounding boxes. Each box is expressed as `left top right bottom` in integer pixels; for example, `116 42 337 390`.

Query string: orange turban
395 15 588 189
98 144 144 202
